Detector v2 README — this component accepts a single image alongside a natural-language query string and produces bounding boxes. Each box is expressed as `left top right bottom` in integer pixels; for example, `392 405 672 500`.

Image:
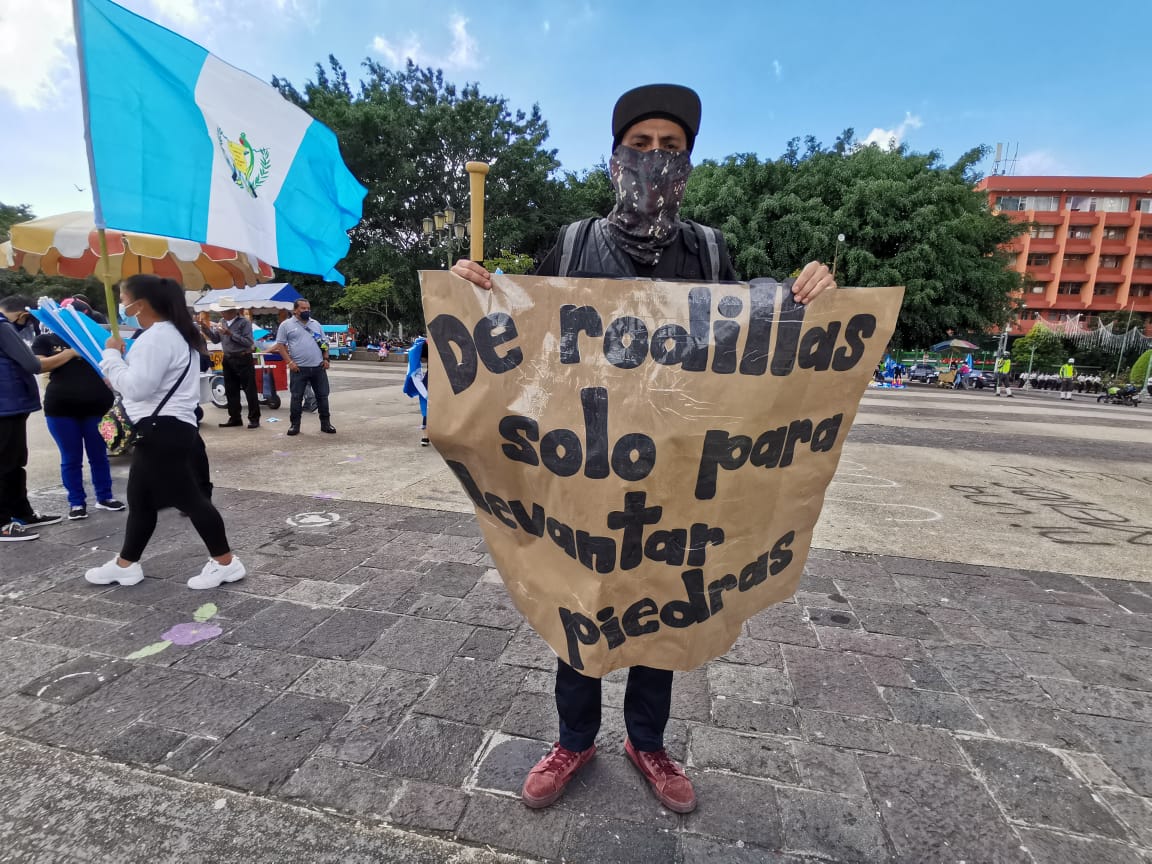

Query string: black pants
555 658 673 753
0 413 35 525
122 417 229 562
222 354 260 423
289 366 330 425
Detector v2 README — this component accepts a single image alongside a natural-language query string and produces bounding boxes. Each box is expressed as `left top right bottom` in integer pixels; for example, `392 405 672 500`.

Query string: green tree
483 250 535 275
681 135 1026 347
271 58 575 327
1129 348 1152 387
1012 322 1067 371
331 276 398 335
0 202 34 241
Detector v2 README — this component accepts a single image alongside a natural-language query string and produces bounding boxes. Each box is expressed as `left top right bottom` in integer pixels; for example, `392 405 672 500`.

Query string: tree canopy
271 58 585 324
682 132 1026 347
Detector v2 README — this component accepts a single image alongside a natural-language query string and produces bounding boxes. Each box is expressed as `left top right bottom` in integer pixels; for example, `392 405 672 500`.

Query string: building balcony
1086 299 1123 312
1027 239 1061 254
1136 239 1152 253
1103 212 1135 226
1032 212 1065 225
1026 268 1055 282
1094 267 1125 280
1050 296 1086 310
1067 211 1101 226
1063 238 1095 253
1099 241 1131 255
1131 271 1152 285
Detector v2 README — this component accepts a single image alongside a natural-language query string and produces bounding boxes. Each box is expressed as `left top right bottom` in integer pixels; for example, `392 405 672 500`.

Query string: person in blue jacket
0 296 81 541
403 336 429 446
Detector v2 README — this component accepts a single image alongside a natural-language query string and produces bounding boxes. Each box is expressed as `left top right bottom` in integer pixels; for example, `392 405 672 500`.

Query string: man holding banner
451 84 838 814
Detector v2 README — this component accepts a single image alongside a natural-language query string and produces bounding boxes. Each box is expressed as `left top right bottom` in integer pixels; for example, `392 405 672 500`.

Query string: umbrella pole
97 228 119 339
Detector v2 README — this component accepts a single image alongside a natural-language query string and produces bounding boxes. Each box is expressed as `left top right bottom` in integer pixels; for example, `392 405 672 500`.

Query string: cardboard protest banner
421 272 904 677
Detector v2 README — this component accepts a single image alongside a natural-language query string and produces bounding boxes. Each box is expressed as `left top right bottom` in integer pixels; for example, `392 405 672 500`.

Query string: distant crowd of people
1018 371 1104 393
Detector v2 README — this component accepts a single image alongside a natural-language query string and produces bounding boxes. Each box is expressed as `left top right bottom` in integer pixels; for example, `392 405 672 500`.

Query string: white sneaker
85 557 145 586
188 557 246 590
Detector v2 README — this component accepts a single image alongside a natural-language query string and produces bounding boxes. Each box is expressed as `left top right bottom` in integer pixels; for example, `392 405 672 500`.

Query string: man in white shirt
270 299 335 436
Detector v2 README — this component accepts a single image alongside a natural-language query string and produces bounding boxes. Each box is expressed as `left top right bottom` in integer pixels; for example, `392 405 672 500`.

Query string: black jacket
535 218 737 282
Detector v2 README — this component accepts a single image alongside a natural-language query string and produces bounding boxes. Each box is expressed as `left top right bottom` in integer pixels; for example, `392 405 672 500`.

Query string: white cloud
1015 149 1072 176
0 0 75 109
772 59 782 81
372 14 480 70
543 19 551 33
445 15 478 69
148 0 216 27
861 112 923 149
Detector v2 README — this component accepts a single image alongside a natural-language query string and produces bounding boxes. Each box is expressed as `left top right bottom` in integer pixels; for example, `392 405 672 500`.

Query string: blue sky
2 0 1150 219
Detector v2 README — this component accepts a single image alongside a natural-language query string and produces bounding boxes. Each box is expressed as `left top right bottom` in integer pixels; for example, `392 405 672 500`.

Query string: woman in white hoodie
85 275 244 590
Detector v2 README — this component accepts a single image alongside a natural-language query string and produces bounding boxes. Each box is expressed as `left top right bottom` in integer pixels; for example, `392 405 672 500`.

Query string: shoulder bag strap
688 220 720 282
149 352 194 419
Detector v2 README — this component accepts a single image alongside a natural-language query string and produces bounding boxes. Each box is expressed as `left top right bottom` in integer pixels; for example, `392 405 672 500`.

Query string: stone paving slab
2 490 1152 863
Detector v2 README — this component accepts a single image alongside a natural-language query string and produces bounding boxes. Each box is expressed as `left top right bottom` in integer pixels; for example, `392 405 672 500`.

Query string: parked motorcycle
1096 384 1141 407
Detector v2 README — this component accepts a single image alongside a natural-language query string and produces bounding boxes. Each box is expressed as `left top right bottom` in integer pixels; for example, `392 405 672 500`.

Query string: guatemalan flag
73 0 366 283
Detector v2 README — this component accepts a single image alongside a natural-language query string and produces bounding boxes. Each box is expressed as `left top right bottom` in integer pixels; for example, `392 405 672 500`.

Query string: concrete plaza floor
3 366 1151 863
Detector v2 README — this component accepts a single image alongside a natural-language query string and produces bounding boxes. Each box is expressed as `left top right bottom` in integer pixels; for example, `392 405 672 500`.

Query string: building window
1137 198 1152 214
1103 227 1128 241
1139 228 1152 241
1095 285 1118 296
1027 253 1051 267
1031 285 1046 294
997 195 1058 211
1030 224 1057 239
1067 227 1093 239
1132 286 1152 298
1062 254 1089 268
1099 255 1123 269
1068 195 1130 212
1057 282 1083 295
1135 257 1152 270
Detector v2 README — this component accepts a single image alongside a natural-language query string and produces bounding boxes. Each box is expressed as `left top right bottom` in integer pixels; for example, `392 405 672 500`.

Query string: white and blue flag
73 0 366 283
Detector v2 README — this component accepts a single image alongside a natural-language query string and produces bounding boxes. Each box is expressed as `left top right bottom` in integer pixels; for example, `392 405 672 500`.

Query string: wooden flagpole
97 228 120 339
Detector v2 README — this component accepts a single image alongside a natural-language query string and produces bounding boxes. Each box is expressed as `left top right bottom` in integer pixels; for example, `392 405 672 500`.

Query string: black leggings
122 417 230 562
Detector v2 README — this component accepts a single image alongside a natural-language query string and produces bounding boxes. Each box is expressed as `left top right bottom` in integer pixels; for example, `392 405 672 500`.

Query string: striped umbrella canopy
3 211 274 290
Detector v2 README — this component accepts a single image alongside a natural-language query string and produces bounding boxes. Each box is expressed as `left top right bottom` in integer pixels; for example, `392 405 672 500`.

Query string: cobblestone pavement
3 485 1152 863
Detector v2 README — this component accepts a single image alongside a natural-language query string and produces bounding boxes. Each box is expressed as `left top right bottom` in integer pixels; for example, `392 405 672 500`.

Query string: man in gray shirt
201 306 260 429
270 298 334 436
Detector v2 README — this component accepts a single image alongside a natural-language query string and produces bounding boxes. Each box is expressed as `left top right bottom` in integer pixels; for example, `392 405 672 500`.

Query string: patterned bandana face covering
606 144 693 266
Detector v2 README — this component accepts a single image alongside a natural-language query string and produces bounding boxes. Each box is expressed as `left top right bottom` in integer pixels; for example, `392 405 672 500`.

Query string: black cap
612 84 701 151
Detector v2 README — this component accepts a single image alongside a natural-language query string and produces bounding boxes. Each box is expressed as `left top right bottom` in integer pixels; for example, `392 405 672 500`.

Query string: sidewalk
2 486 1151 863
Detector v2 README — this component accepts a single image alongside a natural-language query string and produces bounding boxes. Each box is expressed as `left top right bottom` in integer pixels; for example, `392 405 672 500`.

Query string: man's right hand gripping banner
422 273 904 677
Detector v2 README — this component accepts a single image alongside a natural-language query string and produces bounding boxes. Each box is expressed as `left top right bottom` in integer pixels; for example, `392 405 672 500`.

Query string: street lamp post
831 233 846 279
422 205 469 270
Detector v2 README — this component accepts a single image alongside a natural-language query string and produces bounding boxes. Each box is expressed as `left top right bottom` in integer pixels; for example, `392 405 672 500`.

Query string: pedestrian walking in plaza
995 353 1013 397
403 336 429 446
0 296 79 542
199 302 260 429
31 302 125 521
1059 358 1076 400
451 83 837 815
270 299 335 437
85 275 245 589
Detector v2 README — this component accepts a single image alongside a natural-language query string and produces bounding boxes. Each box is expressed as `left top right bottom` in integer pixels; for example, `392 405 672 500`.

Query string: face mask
299 311 311 321
605 144 692 265
119 303 141 329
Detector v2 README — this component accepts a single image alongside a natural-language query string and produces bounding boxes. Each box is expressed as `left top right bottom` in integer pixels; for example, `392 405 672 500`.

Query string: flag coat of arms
73 0 366 283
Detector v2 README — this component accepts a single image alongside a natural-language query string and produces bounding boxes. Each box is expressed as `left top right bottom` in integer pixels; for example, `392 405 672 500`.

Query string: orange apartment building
975 174 1152 334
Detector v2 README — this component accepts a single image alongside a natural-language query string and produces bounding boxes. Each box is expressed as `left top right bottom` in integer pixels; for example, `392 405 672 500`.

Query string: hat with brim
612 84 701 151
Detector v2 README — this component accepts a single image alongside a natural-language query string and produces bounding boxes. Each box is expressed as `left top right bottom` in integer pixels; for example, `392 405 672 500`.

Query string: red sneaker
521 743 596 809
625 739 697 813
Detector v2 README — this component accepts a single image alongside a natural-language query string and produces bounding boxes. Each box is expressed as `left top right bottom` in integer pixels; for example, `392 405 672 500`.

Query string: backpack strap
687 220 721 282
558 218 597 277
